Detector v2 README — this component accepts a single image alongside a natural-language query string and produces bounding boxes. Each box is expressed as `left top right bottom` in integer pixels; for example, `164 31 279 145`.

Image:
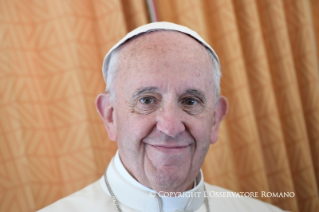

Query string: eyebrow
132 86 158 98
185 89 206 102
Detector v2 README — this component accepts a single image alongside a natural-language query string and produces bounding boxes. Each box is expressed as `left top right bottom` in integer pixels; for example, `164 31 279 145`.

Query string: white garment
112 151 203 211
38 154 285 212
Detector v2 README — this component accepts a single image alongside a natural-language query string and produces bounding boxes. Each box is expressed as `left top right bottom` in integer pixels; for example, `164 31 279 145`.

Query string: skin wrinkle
106 30 221 104
127 88 209 117
143 127 196 190
117 31 211 192
96 30 228 193
145 146 192 189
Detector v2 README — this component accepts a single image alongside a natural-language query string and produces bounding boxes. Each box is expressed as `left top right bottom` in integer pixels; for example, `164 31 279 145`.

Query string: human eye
181 97 205 115
182 98 198 106
139 97 156 105
132 95 159 115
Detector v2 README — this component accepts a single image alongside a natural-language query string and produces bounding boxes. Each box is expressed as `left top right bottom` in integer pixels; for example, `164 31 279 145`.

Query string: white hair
105 45 122 102
104 31 221 104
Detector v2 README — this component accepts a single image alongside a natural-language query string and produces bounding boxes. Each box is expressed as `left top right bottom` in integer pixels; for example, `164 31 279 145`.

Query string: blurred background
0 0 319 211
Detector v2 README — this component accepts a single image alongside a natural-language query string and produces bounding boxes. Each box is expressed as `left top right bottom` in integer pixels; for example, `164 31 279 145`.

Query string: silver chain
104 171 123 212
104 171 210 212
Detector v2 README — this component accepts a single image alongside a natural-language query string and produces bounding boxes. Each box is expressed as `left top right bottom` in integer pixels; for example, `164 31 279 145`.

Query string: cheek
191 123 212 151
188 120 213 157
189 119 213 140
116 111 157 143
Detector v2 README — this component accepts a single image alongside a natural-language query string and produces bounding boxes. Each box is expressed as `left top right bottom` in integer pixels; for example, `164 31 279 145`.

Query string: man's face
98 31 227 192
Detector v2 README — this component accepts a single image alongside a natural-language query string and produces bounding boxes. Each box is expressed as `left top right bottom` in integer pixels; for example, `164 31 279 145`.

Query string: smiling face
96 31 228 192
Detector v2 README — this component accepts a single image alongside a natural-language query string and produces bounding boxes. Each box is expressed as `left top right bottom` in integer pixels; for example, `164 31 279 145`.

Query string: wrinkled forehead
102 22 219 83
114 31 215 100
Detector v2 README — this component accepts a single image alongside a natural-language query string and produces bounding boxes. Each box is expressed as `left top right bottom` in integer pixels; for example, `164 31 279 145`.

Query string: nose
156 104 185 138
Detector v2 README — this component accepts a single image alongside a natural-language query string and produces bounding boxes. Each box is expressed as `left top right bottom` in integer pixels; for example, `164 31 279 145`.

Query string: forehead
114 31 214 96
119 31 209 61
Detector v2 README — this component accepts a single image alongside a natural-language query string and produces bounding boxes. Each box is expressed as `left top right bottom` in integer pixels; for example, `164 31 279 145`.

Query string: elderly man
38 22 284 212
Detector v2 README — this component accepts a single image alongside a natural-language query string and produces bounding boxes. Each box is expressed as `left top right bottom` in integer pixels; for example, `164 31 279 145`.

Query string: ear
95 93 117 141
210 96 228 144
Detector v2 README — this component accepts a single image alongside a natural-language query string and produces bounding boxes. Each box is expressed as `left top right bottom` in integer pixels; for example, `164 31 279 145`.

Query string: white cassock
38 151 286 212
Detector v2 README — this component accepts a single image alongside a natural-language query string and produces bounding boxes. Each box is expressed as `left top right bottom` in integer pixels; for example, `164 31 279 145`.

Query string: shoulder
37 178 117 212
204 183 286 212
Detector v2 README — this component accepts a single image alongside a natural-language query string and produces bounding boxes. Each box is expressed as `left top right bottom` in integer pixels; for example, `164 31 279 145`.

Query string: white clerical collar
100 151 205 212
114 151 154 192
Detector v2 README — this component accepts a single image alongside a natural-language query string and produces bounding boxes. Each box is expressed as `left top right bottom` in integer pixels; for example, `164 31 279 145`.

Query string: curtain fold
154 0 319 211
233 0 299 210
0 0 318 212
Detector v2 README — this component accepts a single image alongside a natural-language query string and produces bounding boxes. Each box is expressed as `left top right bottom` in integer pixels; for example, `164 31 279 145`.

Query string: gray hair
104 31 221 104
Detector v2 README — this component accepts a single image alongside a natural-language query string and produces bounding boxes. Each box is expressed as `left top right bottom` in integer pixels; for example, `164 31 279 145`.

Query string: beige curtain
0 0 318 212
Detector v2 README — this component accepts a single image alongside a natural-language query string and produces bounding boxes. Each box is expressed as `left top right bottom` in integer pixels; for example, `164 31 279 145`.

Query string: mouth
147 144 191 154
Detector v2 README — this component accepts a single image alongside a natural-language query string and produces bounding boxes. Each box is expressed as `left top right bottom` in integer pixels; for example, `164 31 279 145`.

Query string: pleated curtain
0 0 318 212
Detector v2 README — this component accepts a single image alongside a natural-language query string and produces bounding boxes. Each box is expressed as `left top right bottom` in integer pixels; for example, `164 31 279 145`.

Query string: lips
147 144 190 154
